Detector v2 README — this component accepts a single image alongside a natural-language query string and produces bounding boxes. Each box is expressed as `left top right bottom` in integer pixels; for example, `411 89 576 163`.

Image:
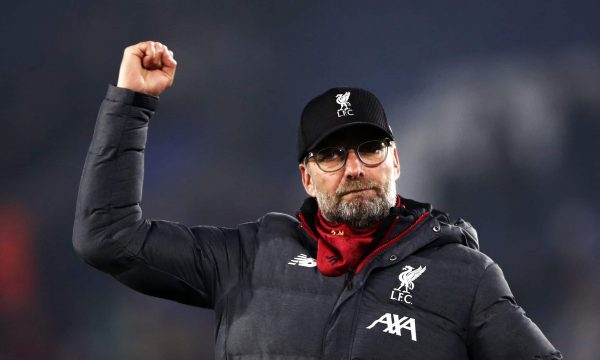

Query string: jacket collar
297 196 430 245
297 195 479 256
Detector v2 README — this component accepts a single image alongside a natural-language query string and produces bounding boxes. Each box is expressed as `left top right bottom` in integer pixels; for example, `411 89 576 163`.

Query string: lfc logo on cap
335 92 354 117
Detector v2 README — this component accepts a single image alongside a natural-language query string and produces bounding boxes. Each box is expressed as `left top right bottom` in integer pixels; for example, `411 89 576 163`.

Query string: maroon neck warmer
314 210 380 276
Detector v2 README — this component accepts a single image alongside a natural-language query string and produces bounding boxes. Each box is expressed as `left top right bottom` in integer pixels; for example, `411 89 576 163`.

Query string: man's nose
343 150 364 178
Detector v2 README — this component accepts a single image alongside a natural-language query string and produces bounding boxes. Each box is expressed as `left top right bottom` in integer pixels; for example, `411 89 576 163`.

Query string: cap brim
303 122 394 159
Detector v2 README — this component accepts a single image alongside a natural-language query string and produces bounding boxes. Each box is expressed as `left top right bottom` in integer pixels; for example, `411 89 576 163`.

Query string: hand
116 41 177 96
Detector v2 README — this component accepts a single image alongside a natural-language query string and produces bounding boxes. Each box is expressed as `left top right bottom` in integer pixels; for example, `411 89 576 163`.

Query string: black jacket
73 85 562 360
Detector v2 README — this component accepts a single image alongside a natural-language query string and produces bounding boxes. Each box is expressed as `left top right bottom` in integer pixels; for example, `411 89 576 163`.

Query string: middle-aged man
73 41 562 359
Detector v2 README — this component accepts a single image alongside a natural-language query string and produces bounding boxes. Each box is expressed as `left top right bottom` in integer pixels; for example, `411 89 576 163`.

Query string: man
73 41 562 359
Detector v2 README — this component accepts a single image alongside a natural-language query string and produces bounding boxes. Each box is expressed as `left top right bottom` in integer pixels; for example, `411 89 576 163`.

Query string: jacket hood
428 208 479 251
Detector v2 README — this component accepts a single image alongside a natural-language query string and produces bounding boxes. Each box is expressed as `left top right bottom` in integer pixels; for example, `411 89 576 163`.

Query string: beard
314 177 397 228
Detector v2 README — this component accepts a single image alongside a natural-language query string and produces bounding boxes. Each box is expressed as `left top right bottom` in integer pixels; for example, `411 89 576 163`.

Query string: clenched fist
117 41 177 96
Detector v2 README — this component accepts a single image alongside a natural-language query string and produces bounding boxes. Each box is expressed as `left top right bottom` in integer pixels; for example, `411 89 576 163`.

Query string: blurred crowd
1 1 599 359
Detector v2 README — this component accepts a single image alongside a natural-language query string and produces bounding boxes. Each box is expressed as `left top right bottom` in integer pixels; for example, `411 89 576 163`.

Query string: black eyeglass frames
303 139 392 172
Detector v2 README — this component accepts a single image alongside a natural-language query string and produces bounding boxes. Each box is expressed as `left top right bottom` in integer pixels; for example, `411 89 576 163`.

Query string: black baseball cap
297 87 394 162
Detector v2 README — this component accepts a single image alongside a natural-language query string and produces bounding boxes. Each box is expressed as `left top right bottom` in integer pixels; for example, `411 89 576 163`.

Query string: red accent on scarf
315 210 380 276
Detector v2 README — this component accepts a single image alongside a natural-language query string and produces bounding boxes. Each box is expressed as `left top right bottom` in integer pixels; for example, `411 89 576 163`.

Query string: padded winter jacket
73 85 562 360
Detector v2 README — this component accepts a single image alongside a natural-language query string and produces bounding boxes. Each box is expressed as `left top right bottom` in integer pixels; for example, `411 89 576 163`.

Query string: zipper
347 283 367 360
301 212 358 358
344 270 354 290
320 269 355 358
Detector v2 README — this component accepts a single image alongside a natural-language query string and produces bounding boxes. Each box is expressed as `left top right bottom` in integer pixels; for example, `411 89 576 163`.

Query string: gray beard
315 178 397 228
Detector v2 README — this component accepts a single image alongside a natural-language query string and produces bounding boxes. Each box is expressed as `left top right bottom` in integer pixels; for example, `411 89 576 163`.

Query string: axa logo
366 313 417 342
390 265 426 305
335 92 354 117
288 253 317 267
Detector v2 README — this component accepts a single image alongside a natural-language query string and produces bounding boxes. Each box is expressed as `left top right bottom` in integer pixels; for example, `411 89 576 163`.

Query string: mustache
336 180 382 197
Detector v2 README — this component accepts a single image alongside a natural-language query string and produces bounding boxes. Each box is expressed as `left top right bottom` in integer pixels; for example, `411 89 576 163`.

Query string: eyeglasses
304 139 392 172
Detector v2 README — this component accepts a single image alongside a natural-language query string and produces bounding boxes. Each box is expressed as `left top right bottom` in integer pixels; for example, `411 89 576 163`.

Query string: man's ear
392 147 401 180
299 163 317 197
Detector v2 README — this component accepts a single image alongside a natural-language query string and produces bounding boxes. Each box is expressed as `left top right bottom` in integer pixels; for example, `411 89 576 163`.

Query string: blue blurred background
1 1 599 359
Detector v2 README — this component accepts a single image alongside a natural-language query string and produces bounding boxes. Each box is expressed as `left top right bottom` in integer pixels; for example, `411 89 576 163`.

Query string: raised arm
73 41 249 308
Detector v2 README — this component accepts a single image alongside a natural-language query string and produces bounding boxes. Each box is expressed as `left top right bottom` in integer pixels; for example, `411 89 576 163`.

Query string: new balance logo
366 313 417 342
288 254 317 267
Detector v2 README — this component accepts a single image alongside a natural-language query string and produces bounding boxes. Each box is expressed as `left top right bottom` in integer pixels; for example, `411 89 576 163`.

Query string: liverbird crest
394 265 427 293
335 91 354 117
335 91 351 109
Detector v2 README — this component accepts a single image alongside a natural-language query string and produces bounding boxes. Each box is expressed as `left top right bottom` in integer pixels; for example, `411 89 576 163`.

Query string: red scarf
315 210 380 276
313 196 403 276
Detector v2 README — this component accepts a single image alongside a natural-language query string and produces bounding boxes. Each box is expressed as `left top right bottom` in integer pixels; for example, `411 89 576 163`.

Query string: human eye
359 140 385 155
358 140 387 164
316 147 344 163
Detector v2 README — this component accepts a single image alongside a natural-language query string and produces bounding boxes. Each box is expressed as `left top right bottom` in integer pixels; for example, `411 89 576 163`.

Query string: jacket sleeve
72 85 252 308
467 263 562 359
